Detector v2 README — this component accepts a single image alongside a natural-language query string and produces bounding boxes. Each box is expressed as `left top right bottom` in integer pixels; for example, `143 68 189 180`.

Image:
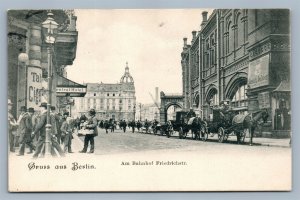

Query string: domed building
72 62 136 121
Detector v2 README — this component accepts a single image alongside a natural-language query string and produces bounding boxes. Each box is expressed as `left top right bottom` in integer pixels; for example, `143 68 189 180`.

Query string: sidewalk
204 133 291 148
163 130 291 148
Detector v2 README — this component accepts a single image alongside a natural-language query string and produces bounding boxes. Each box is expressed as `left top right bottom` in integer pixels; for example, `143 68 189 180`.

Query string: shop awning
56 75 87 97
273 80 291 93
272 80 291 99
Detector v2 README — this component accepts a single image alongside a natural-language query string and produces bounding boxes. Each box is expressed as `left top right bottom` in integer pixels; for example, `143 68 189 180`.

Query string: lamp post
139 103 142 121
133 104 136 121
42 11 58 157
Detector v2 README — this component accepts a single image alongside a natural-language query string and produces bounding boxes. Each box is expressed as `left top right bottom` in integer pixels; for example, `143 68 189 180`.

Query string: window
94 93 96 96
119 99 122 103
209 93 218 107
107 93 109 96
231 84 248 108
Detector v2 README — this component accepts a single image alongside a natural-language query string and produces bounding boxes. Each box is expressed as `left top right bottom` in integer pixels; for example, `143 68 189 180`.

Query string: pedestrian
60 112 74 153
104 119 109 133
79 109 98 153
32 103 65 159
122 120 127 133
15 106 27 148
131 120 136 133
8 99 18 153
51 106 62 144
136 120 141 132
17 107 36 156
144 119 149 133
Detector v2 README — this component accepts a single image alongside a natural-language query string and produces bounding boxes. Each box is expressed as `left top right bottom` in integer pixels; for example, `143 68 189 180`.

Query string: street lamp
42 11 58 157
139 103 142 121
133 104 136 121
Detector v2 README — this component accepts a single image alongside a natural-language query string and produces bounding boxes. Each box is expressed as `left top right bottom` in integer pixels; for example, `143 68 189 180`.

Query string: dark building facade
181 9 291 137
8 10 79 117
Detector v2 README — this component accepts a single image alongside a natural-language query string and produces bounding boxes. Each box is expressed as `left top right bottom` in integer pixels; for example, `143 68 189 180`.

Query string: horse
187 117 207 140
232 109 269 145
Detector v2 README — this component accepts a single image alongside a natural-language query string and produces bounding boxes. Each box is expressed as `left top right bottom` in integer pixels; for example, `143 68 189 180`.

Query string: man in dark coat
131 120 136 133
17 107 35 156
51 106 62 144
136 120 142 132
8 99 18 152
60 112 74 153
32 103 65 158
79 109 98 153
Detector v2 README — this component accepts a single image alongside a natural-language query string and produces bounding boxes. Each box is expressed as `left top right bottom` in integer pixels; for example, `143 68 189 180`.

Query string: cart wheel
218 127 225 143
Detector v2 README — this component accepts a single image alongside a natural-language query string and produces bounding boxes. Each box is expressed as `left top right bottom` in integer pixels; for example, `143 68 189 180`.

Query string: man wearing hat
15 106 28 148
8 99 18 152
79 109 98 153
60 112 74 153
17 107 36 156
32 102 65 158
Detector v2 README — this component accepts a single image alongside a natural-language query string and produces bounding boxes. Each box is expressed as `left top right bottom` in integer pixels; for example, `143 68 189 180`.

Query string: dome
120 62 134 83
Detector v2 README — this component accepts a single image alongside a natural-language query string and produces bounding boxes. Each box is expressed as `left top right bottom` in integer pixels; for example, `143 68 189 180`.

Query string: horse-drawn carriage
168 111 206 140
204 108 269 144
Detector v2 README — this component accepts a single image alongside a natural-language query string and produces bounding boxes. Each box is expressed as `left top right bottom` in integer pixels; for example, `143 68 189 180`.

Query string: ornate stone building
182 9 291 137
72 62 136 120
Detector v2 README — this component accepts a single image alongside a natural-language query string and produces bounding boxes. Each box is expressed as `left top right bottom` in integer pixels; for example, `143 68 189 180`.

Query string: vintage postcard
8 9 291 192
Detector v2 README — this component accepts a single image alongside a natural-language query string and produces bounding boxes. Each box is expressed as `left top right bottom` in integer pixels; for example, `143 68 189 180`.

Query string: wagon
168 111 206 140
204 109 248 143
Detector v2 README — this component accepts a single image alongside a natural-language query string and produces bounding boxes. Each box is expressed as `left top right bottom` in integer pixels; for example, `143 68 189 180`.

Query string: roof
56 75 87 97
86 82 135 92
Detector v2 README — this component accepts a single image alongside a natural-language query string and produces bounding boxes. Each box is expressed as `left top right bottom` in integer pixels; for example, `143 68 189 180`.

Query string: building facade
72 62 136 120
8 10 79 117
182 9 291 137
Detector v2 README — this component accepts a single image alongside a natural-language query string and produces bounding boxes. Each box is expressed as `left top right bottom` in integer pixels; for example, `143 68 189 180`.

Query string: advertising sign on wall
26 66 43 110
248 54 270 88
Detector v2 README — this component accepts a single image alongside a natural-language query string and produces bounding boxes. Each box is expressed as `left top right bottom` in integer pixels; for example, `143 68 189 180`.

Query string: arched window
207 89 218 107
236 13 244 47
231 83 248 111
228 21 234 51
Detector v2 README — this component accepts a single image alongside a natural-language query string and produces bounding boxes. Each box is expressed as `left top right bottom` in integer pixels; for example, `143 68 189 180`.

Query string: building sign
57 87 86 93
248 54 269 88
56 87 87 97
27 67 43 110
258 92 270 109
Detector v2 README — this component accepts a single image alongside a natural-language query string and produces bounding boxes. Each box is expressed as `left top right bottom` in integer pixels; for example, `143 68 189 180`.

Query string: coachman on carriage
205 102 269 145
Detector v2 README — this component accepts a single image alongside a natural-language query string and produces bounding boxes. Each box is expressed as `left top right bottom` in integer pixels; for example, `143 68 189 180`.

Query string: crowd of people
8 99 99 158
97 118 160 134
8 97 165 158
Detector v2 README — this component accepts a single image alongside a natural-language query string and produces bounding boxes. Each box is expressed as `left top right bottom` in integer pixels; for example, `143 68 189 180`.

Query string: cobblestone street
85 127 291 156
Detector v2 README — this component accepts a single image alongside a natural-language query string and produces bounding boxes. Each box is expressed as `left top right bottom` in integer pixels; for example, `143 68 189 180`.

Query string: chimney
155 87 159 104
183 37 187 48
192 30 197 42
201 11 208 29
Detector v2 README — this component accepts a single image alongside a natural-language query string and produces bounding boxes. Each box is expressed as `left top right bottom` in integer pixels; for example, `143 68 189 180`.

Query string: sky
67 9 213 104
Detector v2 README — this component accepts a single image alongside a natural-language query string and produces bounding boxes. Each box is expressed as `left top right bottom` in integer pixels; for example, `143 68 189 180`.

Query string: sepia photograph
7 9 291 192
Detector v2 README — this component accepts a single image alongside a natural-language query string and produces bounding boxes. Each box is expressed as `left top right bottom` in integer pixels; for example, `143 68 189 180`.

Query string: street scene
7 9 291 191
